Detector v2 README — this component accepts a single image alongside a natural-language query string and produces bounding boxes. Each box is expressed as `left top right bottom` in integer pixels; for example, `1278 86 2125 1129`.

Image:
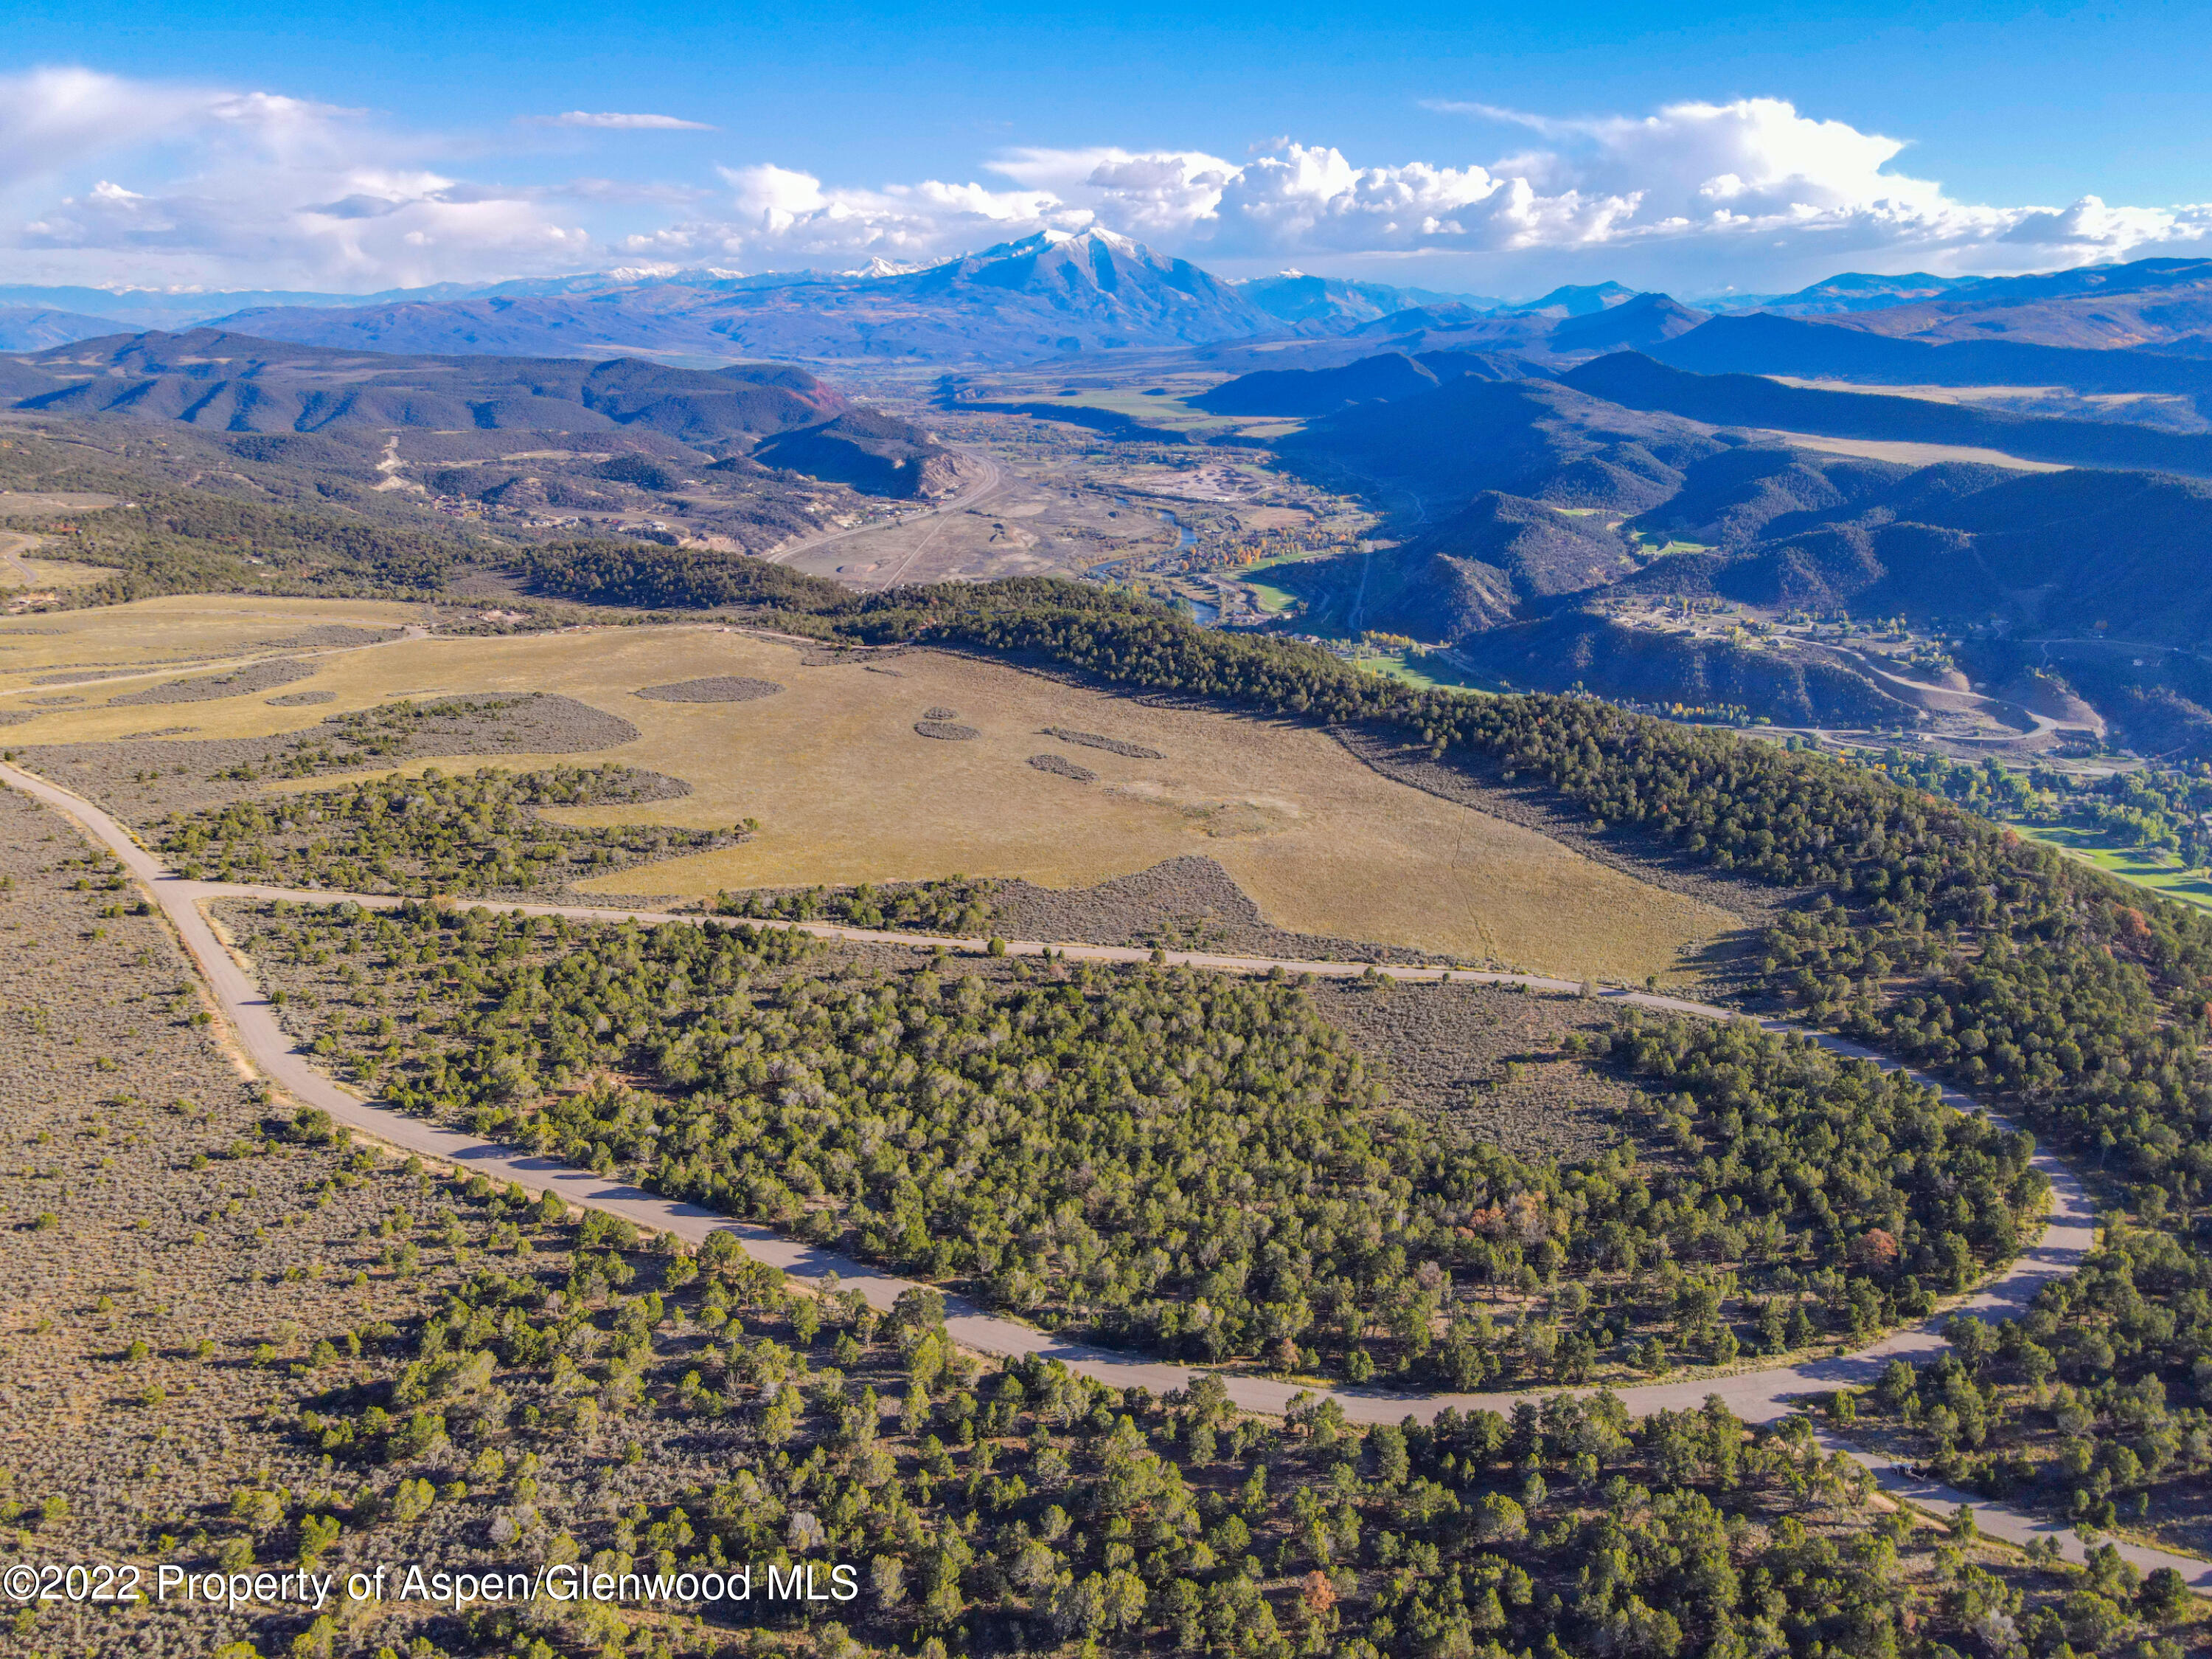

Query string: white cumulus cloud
0 67 219 194
664 99 2211 285
620 163 1082 261
0 66 594 288
3 72 2207 293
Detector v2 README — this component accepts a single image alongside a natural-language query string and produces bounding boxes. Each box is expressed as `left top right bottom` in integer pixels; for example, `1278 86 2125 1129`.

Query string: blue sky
3 0 2208 296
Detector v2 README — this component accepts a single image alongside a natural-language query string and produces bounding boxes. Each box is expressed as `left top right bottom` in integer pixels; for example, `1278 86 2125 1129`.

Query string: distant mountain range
1698 272 1978 317
1231 274 1503 329
14 244 2212 372
1825 257 2212 350
205 232 1279 364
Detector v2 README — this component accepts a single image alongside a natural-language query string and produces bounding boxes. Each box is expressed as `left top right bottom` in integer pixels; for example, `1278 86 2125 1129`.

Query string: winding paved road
2 759 2199 1582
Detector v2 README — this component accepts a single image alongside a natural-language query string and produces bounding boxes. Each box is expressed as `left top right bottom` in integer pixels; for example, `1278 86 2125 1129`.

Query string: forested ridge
511 538 849 612
235 900 2038 1390
737 574 2212 1550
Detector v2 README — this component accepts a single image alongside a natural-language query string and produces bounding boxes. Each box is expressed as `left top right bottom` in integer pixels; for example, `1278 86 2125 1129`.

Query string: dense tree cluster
1854 748 2212 868
241 1164 2183 1659
714 877 998 935
159 765 742 893
511 539 849 612
235 901 2037 1388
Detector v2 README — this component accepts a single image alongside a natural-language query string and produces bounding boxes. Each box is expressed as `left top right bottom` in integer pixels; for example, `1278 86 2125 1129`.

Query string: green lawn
1351 648 1494 694
1014 389 1298 441
2017 823 2212 912
1230 546 1338 616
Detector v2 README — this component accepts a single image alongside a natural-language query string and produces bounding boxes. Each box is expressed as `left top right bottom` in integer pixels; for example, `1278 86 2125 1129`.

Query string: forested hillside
240 895 2040 1386
787 576 2212 1547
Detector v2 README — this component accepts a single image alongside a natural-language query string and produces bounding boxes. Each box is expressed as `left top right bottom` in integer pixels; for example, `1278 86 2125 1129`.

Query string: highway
2 756 2196 1584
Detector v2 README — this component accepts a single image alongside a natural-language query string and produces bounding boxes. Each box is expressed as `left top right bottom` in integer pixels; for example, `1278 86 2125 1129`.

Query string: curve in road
4 759 2193 1582
0 531 45 589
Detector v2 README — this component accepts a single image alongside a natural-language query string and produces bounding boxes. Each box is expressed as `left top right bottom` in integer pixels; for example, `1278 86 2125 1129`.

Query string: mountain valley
13 237 2212 824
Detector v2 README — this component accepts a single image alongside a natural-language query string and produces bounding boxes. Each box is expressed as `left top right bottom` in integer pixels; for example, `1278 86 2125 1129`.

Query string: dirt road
1 759 2183 1582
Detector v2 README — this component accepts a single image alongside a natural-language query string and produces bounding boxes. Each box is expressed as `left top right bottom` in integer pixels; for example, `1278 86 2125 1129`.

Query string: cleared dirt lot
3 608 1733 979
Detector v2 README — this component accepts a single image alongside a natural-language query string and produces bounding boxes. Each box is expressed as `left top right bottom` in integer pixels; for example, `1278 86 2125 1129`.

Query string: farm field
0 599 1733 979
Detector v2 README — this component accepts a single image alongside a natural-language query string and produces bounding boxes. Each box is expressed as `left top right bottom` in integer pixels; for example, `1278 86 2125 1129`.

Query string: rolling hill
1189 349 1530 417
1269 491 1634 639
1653 312 2212 397
750 410 960 498
1562 352 2212 476
0 306 130 352
1274 372 1725 512
0 330 852 441
1287 400 2212 653
1259 351 2212 743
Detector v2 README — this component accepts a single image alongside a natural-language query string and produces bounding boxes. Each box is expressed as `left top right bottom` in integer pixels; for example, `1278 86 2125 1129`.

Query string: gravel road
4 758 2191 1583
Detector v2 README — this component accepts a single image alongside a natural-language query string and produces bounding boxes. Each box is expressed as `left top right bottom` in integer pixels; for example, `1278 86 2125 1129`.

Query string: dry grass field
1745 428 2071 473
1 602 1733 979
0 594 430 705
